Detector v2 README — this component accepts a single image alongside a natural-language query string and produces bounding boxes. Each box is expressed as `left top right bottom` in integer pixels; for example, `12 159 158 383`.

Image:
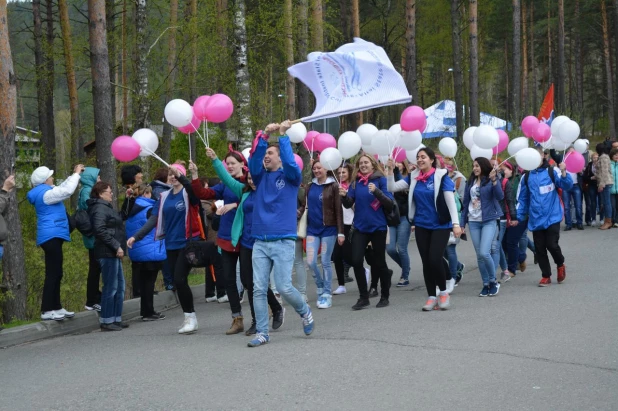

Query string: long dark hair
338 163 354 184
417 147 438 168
470 157 493 182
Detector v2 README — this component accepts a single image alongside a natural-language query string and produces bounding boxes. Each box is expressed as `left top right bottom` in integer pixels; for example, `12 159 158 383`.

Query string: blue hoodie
126 197 166 262
211 183 240 242
249 135 301 241
345 172 393 233
517 164 573 231
78 167 100 249
460 176 504 225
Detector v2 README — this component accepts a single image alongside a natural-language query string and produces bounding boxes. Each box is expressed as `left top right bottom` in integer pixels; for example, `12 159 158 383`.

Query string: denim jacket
460 176 504 226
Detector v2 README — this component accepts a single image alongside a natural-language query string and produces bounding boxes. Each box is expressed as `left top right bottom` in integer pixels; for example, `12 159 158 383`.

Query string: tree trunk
311 0 324 51
284 0 296 120
505 40 510 122
522 0 528 115
347 0 362 128
613 0 618 129
297 0 310 118
88 0 118 196
161 0 178 161
575 0 584 129
450 0 464 137
45 0 56 168
133 0 149 130
557 0 565 114
0 1 27 323
405 0 418 103
106 0 116 132
469 0 479 126
340 0 349 43
547 3 552 90
530 1 537 114
233 0 252 146
512 0 521 124
601 0 617 139
121 0 128 133
190 0 197 104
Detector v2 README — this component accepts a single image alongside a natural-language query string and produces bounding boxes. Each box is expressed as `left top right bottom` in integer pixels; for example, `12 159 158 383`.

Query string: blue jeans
386 216 411 280
562 184 583 226
306 235 336 296
252 239 309 335
294 239 307 295
444 244 463 280
468 220 498 285
491 220 507 271
99 258 125 324
518 228 535 262
503 221 527 274
600 185 613 219
0 245 4 259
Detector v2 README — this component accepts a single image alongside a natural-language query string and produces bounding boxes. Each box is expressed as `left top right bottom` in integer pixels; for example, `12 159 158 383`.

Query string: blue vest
126 197 166 262
27 185 71 246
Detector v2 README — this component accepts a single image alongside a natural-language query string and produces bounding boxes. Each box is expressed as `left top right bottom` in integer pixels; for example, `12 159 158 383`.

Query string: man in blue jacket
247 120 314 347
517 148 572 287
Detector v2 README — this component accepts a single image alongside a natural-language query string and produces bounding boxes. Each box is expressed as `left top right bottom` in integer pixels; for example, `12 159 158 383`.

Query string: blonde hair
353 154 383 178
133 183 152 197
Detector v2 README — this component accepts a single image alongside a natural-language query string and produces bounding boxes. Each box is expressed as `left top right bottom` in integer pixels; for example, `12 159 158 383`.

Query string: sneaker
316 295 325 307
142 313 166 321
368 288 379 298
422 297 438 311
272 307 285 330
217 295 229 303
205 295 218 303
165 284 176 291
301 308 314 335
577 224 584 230
456 263 465 283
614 223 618 228
317 294 332 309
445 278 455 294
178 313 198 334
499 271 511 284
479 285 489 297
114 321 130 328
438 293 450 310
41 310 65 321
352 298 370 310
519 260 527 272
557 264 566 284
333 285 347 295
396 277 409 287
100 323 122 331
56 308 75 318
239 290 245 304
564 226 572 231
247 333 270 347
376 298 389 308
488 282 500 296
84 304 101 312
245 322 257 336
538 277 552 287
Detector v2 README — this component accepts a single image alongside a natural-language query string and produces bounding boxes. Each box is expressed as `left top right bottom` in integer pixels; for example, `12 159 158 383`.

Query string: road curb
0 283 205 349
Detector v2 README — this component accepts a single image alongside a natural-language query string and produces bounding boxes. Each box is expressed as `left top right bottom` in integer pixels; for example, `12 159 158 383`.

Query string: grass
2 319 38 329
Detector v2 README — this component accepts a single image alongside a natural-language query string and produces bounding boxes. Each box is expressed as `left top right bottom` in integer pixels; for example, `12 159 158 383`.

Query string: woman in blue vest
27 165 84 321
126 184 166 321
205 148 284 335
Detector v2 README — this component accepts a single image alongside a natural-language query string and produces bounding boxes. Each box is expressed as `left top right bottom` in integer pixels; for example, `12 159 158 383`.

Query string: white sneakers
445 278 455 294
217 295 229 303
205 296 218 303
178 312 198 334
317 294 332 309
56 308 75 318
41 310 66 321
333 286 347 295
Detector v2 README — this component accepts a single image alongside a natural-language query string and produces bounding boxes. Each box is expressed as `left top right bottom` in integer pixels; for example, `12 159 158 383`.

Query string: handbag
297 208 308 239
184 204 210 267
383 200 401 227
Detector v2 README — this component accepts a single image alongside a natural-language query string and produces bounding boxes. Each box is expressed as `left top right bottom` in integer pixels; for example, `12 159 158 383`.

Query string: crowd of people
23 122 618 346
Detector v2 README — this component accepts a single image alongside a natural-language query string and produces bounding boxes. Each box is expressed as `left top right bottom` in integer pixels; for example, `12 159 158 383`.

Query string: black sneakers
101 323 123 331
352 298 370 310
376 298 389 308
272 307 285 330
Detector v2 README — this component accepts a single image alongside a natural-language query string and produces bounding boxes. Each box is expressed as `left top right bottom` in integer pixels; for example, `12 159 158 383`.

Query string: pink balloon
111 136 141 162
294 154 304 171
304 130 320 152
392 147 406 162
177 113 201 134
521 116 539 137
313 133 336 152
493 130 510 154
400 106 427 132
564 151 585 173
204 93 234 123
193 95 211 121
532 123 552 143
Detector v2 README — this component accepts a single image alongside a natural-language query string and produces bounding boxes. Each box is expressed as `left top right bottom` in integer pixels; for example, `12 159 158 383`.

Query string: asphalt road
1 226 617 411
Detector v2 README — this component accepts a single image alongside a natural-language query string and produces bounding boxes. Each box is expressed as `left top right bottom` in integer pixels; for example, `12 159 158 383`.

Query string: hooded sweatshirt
343 171 394 233
78 167 100 249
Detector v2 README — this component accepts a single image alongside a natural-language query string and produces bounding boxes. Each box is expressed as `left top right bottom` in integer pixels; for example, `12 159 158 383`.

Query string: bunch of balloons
111 128 167 165
462 125 508 160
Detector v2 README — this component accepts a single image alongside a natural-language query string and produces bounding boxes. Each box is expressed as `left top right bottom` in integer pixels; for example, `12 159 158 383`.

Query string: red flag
537 84 554 124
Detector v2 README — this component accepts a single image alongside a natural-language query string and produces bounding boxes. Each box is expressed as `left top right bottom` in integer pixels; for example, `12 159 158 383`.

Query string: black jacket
87 198 127 259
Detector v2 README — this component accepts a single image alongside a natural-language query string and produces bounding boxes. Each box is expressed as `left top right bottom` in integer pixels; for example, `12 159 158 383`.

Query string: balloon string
326 160 342 186
497 154 516 168
205 121 210 148
188 133 193 162
142 147 170 167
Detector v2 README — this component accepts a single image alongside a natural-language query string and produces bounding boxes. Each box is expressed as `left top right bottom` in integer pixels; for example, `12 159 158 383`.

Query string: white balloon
438 137 458 158
406 144 426 164
399 130 422 150
371 130 392 156
507 136 529 156
541 137 554 150
557 120 580 143
389 124 402 135
378 155 390 165
516 147 543 171
362 144 377 155
319 147 343 170
132 128 159 157
287 122 307 143
552 137 571 151
470 144 493 160
338 131 362 159
573 139 588 154
473 125 499 149
387 130 400 148
551 115 570 138
164 99 193 127
357 124 379 146
463 126 478 149
242 147 251 161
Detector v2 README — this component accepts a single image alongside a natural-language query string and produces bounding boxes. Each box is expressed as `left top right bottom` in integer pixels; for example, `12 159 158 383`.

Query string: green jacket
78 167 100 249
611 161 618 194
213 159 249 247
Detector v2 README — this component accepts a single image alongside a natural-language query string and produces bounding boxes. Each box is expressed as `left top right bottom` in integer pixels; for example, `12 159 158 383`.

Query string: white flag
288 38 411 122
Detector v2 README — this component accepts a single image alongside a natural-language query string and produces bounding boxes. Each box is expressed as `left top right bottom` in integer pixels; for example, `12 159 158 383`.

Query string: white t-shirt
468 182 482 222
342 206 354 225
567 171 578 184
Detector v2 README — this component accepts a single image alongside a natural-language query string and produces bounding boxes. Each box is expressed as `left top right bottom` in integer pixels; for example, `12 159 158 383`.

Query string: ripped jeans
306 235 337 297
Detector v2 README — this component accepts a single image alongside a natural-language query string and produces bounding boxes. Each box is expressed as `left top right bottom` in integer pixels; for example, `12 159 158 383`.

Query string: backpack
524 166 564 210
73 209 93 237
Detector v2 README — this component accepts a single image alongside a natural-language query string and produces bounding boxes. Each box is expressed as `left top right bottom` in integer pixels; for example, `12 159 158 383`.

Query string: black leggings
40 238 64 312
167 248 195 313
332 225 352 286
348 230 390 299
86 248 101 307
205 252 226 298
131 261 141 298
415 227 450 297
220 249 242 316
239 246 282 323
532 222 564 278
137 264 161 317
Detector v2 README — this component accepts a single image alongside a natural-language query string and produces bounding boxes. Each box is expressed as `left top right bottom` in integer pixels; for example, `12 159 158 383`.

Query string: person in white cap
26 164 84 321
